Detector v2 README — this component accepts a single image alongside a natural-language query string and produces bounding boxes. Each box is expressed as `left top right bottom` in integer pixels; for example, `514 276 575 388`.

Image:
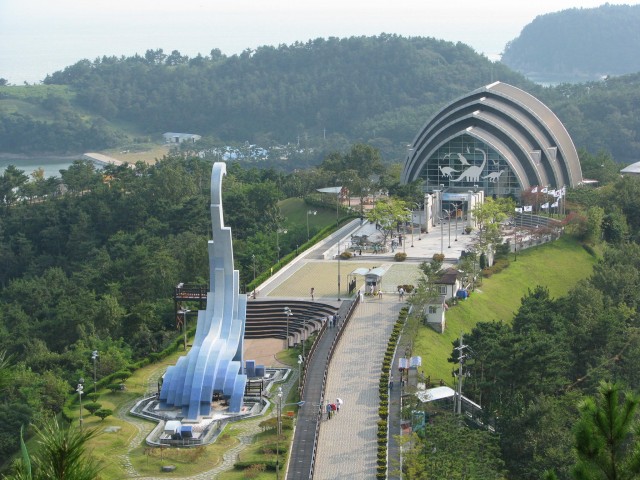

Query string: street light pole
277 228 287 262
307 210 317 242
283 307 292 349
410 209 414 247
179 309 191 351
448 209 452 248
337 239 341 301
298 355 303 399
77 379 84 431
252 254 256 281
91 350 99 395
455 203 459 241
276 387 282 480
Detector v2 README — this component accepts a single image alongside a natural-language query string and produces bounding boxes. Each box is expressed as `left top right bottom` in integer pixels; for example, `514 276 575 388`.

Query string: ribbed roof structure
401 82 582 191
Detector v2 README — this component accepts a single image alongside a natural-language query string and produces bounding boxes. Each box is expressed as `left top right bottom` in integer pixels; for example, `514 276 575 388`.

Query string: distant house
163 132 202 144
424 295 447 333
434 267 463 300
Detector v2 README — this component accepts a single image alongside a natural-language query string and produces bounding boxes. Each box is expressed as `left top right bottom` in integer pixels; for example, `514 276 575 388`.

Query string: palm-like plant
4 417 101 480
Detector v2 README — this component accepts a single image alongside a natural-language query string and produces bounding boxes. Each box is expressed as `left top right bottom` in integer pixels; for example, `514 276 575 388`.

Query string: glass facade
418 134 522 198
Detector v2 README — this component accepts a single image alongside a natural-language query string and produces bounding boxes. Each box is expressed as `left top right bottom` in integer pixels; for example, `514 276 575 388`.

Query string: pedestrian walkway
313 300 403 479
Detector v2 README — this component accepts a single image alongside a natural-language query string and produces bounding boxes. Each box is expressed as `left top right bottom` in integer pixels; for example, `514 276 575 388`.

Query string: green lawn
278 197 337 233
415 236 597 381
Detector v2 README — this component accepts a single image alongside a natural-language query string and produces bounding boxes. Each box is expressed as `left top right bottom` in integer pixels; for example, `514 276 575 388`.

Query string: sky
0 1 634 84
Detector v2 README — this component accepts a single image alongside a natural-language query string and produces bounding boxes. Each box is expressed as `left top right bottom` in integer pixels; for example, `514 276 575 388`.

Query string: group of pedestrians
325 313 341 328
323 397 343 420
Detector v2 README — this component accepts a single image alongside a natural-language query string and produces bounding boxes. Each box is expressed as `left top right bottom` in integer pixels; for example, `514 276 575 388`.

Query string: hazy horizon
1 1 635 84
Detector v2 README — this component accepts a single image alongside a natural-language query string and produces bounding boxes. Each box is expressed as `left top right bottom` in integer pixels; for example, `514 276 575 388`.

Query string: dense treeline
400 173 640 479
0 145 405 464
2 34 640 163
502 4 640 82
0 157 287 461
0 35 525 161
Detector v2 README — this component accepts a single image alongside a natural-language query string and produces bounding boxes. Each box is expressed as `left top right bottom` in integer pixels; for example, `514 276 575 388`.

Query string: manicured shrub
95 408 113 421
84 402 102 415
394 252 407 262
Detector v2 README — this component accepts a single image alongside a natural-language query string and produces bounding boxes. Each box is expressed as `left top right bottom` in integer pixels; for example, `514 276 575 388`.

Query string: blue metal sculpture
159 162 247 419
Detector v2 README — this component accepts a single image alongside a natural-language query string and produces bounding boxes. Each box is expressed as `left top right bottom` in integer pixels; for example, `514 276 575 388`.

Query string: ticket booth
365 267 386 295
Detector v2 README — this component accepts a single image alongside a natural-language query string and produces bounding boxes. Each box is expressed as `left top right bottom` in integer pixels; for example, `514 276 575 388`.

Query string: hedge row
376 307 408 479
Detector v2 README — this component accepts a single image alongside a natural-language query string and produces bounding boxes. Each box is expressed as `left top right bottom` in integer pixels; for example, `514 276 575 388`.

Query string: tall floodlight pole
91 350 99 395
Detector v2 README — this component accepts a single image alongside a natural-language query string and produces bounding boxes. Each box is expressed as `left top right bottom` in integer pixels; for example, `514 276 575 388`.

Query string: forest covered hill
1 34 640 164
501 4 640 84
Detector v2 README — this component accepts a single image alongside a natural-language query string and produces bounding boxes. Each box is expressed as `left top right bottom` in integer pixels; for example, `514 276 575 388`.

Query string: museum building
401 81 583 198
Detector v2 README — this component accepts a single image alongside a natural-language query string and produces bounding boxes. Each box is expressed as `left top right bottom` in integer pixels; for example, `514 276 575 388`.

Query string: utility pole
453 333 468 415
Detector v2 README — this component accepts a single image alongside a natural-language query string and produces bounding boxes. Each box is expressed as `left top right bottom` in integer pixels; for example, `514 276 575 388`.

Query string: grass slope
415 237 597 381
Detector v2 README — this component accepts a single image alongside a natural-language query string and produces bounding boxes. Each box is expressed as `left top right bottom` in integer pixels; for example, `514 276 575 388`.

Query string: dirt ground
243 338 288 367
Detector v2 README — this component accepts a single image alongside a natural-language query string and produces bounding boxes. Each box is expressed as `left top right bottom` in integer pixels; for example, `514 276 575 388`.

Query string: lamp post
276 387 282 480
275 386 305 480
77 379 84 431
410 209 414 247
306 210 317 242
298 355 303 398
276 228 287 262
448 208 452 248
179 308 191 351
455 202 459 241
283 307 292 349
439 185 445 255
91 350 99 395
337 239 341 301
251 254 256 281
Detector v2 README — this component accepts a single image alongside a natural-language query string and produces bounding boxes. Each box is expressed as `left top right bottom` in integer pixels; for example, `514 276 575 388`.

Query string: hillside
501 4 640 84
1 34 640 165
0 35 529 162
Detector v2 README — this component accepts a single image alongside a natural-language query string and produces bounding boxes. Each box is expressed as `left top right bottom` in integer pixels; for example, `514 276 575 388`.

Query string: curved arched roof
401 82 582 190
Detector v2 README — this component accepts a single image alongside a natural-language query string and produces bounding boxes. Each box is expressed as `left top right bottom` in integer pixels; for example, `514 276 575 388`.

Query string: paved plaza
313 300 403 479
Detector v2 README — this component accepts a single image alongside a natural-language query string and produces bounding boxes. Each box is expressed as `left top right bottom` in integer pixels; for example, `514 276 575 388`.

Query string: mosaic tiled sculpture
159 162 247 419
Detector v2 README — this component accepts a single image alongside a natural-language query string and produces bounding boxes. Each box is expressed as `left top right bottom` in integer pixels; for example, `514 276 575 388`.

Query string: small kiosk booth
348 267 387 295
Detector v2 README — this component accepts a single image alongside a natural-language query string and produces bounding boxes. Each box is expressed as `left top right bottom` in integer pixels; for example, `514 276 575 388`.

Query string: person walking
378 289 383 300
326 402 332 420
398 287 405 301
336 398 343 413
310 287 315 301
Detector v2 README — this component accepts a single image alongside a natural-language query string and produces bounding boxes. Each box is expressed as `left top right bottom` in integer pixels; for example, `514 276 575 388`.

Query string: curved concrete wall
159 162 247 419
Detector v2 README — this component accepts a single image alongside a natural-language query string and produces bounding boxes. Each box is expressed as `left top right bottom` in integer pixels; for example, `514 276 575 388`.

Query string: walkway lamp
306 210 317 242
178 308 191 351
276 228 287 262
91 350 99 395
77 378 85 430
251 254 256 281
283 307 292 349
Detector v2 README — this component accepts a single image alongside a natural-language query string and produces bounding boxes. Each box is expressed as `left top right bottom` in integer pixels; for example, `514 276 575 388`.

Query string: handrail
308 295 360 479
